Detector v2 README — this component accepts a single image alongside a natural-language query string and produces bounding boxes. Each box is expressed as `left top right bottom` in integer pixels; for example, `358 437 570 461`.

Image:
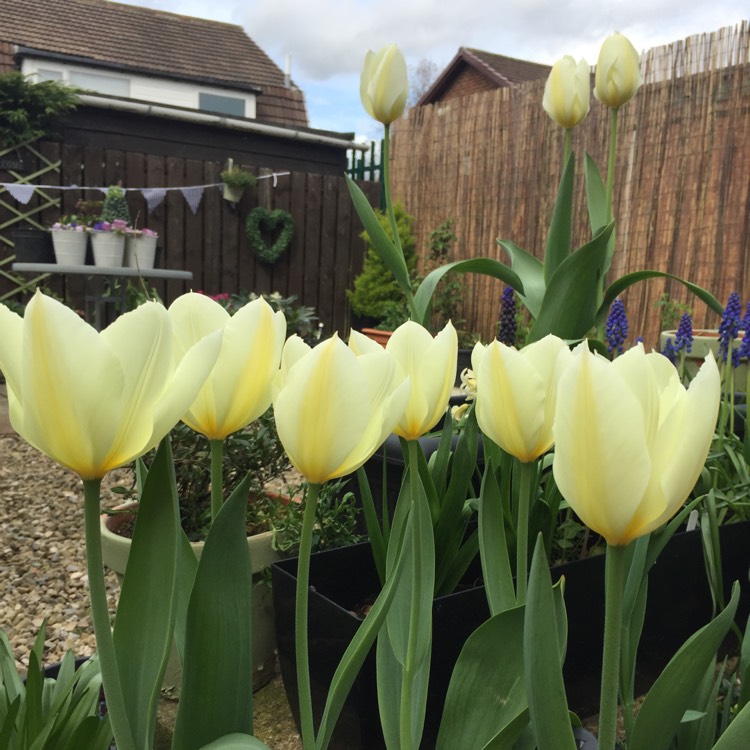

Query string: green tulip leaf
436 606 527 749
544 151 575 286
346 175 413 299
478 459 516 615
712 700 750 749
112 439 181 749
524 535 576 750
527 223 614 343
598 271 724 329
172 473 255 750
414 257 524 327
172 530 200 665
628 582 740 750
377 473 435 750
199 735 272 750
496 240 545 318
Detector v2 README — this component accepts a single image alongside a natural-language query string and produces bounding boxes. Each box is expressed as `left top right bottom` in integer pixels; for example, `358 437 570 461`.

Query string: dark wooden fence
390 22 750 348
0 141 378 337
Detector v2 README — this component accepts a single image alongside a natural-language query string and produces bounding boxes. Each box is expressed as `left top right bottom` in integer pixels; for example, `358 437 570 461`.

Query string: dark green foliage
0 72 78 148
347 202 417 327
100 186 131 224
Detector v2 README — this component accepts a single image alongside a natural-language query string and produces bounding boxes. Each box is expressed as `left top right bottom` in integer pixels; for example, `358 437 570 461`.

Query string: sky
119 0 748 141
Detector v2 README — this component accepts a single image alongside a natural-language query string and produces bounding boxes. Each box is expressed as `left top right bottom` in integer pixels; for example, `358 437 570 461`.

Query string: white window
68 70 130 98
199 92 245 117
37 68 63 82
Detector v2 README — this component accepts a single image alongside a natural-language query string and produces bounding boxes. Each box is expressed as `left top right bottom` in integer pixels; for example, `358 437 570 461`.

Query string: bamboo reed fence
390 22 750 349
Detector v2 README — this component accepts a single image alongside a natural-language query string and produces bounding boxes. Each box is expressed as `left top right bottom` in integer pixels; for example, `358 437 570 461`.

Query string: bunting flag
142 187 168 212
180 186 204 215
4 183 36 204
0 172 291 213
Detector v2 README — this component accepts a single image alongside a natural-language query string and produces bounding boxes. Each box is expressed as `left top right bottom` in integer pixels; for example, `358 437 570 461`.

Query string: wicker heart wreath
245 207 294 264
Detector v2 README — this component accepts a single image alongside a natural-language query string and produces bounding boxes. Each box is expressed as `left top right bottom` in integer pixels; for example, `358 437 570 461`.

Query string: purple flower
606 298 628 355
661 336 677 365
718 291 742 363
498 286 517 346
673 312 693 354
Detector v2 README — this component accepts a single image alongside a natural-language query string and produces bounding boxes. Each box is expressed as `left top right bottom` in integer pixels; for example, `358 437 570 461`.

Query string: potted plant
124 226 159 269
220 164 257 203
49 215 89 265
89 219 129 267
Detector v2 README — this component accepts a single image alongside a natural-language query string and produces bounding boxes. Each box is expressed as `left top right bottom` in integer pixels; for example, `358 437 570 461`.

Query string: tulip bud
542 56 590 129
594 32 643 109
360 44 409 125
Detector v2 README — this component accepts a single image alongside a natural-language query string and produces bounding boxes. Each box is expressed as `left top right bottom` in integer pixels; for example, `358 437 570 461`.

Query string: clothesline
0 171 291 214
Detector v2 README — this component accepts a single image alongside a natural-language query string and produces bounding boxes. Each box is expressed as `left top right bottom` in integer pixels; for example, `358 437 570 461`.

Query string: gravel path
0 432 122 672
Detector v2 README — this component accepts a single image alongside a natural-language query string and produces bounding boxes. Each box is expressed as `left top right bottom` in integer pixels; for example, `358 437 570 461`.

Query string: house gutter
77 93 370 151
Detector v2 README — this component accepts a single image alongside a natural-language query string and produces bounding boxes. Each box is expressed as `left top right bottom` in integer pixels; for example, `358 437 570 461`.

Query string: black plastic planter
272 521 750 749
11 227 55 263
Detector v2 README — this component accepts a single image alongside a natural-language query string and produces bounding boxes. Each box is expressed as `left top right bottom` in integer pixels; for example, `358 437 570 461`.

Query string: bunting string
0 172 291 209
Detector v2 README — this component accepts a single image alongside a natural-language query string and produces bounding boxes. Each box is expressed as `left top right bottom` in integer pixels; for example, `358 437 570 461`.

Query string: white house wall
20 57 257 118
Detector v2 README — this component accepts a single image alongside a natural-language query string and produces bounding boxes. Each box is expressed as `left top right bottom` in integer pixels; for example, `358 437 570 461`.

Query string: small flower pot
11 227 55 263
51 230 88 265
360 328 393 347
91 231 125 267
124 235 158 269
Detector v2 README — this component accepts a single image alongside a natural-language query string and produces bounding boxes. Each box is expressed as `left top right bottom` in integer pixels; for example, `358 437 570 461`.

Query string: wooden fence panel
390 23 750 348
1 145 379 336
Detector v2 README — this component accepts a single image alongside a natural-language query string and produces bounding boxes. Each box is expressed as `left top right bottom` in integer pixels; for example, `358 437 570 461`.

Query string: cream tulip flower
273 334 409 484
594 32 643 109
473 334 572 463
543 56 591 129
552 343 720 546
383 320 458 441
360 43 409 125
0 290 222 480
169 293 286 440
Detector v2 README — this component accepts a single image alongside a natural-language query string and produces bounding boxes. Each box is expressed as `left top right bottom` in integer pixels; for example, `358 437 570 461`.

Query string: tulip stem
598 543 627 750
383 123 419 324
210 438 224 524
83 478 136 750
515 459 536 605
605 107 619 226
563 128 572 168
295 481 321 749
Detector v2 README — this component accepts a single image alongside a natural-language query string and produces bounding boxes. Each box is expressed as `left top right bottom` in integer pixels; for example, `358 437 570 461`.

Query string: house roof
1 0 309 128
419 47 551 105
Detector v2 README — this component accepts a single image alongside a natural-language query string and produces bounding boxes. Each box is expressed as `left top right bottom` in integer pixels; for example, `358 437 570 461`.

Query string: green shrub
0 72 78 148
100 185 131 224
347 202 417 328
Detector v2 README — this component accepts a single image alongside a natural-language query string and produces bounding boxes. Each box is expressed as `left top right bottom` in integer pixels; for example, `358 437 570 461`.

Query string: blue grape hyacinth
498 286 517 346
718 291 742 363
661 336 677 365
606 298 628 355
674 312 693 354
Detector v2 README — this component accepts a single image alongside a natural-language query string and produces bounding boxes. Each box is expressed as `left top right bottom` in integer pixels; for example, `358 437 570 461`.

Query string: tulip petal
0 304 23 402
19 293 125 478
553 345 651 545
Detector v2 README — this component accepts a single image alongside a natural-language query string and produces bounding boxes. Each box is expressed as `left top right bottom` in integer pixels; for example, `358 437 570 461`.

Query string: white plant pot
91 231 125 267
51 231 88 265
124 235 158 269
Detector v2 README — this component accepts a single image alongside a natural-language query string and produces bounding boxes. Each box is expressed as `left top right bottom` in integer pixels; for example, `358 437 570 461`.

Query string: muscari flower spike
605 298 629 355
737 303 750 361
661 336 677 365
498 286 517 346
718 291 742 363
674 312 694 354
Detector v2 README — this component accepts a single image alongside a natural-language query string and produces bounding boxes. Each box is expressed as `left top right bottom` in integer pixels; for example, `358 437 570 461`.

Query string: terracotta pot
360 328 393 347
101 502 279 693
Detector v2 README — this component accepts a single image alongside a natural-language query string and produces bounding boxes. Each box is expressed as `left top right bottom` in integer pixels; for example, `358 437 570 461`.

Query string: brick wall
0 41 16 74
438 65 502 103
